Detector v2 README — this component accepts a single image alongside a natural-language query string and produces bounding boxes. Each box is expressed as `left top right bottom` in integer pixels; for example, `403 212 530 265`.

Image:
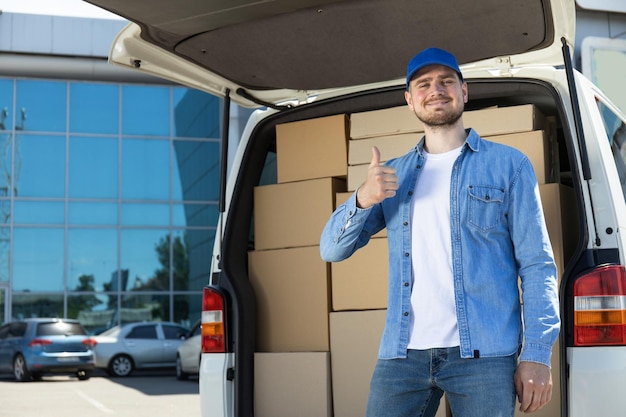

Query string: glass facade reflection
0 77 223 332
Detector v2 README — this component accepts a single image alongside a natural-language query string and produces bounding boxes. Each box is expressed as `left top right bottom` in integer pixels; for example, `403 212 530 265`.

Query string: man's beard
415 102 464 127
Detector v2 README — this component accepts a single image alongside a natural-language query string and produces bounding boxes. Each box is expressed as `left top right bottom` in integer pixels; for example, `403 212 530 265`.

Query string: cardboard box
487 130 552 184
465 104 547 137
347 164 370 192
348 133 420 165
249 246 331 352
539 183 578 281
254 177 345 250
330 310 386 417
277 114 348 183
350 106 423 139
350 104 546 139
335 192 387 238
330 310 449 417
255 352 332 417
335 191 353 208
331 238 388 311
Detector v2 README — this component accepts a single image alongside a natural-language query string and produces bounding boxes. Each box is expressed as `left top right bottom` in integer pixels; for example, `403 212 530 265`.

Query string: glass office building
0 77 226 332
0 11 251 332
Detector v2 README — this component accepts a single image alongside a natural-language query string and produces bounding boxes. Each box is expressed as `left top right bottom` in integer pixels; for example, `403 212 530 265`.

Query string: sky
0 0 125 19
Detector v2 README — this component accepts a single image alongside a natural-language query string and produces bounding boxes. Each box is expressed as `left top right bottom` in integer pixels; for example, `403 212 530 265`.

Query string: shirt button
408 191 413 196
404 282 409 287
403 312 409 316
403 221 408 226
404 252 410 257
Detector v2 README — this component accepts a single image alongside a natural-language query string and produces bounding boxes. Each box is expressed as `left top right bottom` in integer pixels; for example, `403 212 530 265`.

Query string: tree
67 274 102 318
135 233 190 321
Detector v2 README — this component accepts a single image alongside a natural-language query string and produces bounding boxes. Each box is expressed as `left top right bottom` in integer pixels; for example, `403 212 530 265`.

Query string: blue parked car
0 318 96 381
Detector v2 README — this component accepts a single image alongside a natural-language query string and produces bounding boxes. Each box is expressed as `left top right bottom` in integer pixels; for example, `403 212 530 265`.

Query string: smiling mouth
426 97 450 105
426 100 450 108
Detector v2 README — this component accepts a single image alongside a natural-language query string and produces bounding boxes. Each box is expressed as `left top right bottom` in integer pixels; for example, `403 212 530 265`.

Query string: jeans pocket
468 185 504 231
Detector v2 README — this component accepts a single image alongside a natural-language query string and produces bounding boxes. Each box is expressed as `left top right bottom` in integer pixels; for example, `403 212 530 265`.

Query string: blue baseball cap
406 47 463 90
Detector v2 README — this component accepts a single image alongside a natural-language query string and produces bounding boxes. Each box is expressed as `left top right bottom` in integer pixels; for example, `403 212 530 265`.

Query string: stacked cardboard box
276 114 348 183
255 352 332 417
330 237 388 311
329 311 386 417
249 246 332 352
254 177 345 250
250 115 349 417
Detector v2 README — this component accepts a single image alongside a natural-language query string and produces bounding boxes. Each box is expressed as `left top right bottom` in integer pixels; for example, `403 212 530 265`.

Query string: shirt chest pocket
468 185 505 231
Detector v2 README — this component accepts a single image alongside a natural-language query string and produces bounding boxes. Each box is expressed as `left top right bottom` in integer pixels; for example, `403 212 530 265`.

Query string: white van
87 0 626 416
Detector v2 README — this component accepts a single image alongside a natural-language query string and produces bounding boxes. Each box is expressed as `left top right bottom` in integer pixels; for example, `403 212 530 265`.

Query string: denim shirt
320 129 560 367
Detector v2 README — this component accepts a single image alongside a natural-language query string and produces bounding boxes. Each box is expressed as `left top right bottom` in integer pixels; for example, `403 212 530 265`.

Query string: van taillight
574 265 626 346
202 287 226 353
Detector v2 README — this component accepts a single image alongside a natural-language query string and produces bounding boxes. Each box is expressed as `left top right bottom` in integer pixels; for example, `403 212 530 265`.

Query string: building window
69 136 118 199
576 0 626 13
582 36 626 116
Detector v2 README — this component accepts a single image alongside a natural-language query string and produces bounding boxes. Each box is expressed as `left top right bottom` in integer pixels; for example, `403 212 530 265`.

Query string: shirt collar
465 128 480 152
415 128 480 156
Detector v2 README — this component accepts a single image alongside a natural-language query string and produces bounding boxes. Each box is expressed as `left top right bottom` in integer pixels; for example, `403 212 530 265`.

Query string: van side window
597 101 626 200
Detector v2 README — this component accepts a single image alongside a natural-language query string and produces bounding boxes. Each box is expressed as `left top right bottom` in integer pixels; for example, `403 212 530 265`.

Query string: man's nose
430 84 445 96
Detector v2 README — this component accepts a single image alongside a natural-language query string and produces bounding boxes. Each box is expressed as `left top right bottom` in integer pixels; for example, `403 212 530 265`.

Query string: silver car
93 321 189 377
176 320 201 380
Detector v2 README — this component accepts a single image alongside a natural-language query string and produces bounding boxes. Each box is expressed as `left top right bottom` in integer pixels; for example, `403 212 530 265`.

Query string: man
320 47 560 416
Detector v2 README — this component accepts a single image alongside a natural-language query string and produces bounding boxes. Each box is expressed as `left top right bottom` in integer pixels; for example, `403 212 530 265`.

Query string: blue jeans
366 347 517 417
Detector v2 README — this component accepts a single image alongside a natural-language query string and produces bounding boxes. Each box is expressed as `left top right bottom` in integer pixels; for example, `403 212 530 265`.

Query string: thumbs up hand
356 146 399 209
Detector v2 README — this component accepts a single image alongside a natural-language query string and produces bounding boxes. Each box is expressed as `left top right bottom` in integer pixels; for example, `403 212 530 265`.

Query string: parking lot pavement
0 370 201 417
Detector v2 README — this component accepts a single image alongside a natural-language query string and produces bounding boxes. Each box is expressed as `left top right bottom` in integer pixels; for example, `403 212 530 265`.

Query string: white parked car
93 321 188 377
87 0 626 416
176 320 201 380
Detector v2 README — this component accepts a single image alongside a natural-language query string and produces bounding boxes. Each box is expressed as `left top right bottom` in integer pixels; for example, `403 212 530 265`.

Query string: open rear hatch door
84 0 575 108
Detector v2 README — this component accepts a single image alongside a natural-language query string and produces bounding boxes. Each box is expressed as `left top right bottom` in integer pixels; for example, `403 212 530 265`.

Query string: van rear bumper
568 346 626 416
199 352 234 417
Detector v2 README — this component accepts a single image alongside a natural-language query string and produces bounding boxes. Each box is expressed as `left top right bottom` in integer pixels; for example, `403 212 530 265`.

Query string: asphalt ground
0 369 201 417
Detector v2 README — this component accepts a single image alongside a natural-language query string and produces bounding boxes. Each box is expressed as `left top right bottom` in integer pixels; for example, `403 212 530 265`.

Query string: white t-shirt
407 146 462 349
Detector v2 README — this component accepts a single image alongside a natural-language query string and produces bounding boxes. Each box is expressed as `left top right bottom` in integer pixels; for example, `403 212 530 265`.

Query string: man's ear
462 82 469 103
404 90 414 111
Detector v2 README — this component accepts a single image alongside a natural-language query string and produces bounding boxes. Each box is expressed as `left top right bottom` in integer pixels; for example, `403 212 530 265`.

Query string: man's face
404 65 468 127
